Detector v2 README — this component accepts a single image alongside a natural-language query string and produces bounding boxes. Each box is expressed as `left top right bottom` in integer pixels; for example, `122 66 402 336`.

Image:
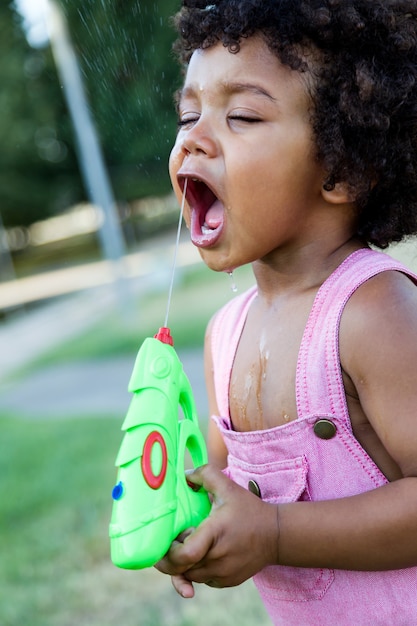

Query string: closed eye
228 115 261 124
177 117 199 128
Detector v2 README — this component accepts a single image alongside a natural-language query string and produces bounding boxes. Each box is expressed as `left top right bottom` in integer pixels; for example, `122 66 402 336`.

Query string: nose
180 116 218 158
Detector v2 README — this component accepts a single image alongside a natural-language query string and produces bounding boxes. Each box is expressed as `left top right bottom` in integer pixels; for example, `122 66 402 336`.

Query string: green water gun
109 326 211 570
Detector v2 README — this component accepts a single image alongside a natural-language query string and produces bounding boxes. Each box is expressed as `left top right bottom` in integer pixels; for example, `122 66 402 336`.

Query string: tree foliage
2 0 181 228
0 1 80 227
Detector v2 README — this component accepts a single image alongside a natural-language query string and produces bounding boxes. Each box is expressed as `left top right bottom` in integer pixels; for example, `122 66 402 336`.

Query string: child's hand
155 465 279 596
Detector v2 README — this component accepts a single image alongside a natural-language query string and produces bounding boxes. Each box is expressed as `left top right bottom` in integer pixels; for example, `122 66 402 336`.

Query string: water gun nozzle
154 327 174 346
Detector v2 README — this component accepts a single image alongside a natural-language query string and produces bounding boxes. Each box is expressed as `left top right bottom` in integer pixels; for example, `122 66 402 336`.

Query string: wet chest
229 298 312 431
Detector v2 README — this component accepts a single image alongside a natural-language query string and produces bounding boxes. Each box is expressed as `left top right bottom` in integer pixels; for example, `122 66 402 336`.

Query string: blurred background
1 1 416 625
0 1 267 625
1 0 186 292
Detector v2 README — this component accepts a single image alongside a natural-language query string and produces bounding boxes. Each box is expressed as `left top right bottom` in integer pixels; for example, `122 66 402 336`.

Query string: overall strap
210 286 257 420
296 248 417 423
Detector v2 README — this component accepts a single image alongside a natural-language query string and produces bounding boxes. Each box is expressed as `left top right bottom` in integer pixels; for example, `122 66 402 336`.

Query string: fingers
171 574 195 598
155 466 270 593
176 527 195 543
155 520 215 576
170 570 223 597
186 464 232 503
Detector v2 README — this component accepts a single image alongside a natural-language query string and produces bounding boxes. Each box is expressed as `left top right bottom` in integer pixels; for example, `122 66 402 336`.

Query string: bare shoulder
341 268 417 343
340 268 417 477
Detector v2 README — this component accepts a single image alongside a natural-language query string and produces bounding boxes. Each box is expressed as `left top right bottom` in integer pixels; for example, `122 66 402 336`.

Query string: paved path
0 287 122 379
0 233 208 419
0 349 207 420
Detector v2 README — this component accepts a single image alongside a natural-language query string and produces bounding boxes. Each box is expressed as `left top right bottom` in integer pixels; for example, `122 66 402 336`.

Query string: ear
321 180 354 204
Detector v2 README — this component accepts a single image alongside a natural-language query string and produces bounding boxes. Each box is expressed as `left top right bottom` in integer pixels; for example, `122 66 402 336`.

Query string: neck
252 236 365 301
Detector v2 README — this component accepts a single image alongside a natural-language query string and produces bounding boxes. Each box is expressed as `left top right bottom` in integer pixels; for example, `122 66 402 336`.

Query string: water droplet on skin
228 272 238 292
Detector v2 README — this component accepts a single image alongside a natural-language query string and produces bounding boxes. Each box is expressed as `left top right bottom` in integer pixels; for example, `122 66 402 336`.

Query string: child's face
169 35 326 272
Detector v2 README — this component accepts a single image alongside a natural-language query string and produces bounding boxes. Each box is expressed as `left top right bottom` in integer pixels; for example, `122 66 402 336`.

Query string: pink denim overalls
210 249 417 626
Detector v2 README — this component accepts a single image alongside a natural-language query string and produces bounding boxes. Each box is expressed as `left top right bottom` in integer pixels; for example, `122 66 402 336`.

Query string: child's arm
156 270 417 591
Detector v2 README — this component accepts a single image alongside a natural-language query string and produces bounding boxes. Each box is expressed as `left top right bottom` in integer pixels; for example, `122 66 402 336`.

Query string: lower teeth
202 224 212 235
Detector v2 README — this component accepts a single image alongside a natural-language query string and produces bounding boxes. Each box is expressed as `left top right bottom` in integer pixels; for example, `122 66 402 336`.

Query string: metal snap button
313 419 337 440
248 479 262 498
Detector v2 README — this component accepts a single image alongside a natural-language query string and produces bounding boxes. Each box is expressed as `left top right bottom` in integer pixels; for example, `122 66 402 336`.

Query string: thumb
186 464 232 504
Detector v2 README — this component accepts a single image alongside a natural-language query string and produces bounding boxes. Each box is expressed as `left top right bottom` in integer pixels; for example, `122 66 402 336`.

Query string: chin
197 249 236 274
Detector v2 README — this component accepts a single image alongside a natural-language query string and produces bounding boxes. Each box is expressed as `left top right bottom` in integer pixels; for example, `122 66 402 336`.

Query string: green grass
0 414 119 625
0 415 270 626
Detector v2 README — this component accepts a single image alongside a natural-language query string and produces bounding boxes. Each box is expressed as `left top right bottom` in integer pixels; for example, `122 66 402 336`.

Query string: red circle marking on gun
142 431 168 489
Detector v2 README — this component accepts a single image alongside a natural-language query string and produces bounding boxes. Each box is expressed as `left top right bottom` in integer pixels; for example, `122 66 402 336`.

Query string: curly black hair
172 0 417 248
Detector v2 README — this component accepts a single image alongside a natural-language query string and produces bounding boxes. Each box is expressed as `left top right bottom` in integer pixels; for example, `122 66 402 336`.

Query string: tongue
205 201 223 229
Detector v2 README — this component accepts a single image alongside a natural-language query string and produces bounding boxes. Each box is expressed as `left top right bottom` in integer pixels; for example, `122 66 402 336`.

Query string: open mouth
180 177 225 248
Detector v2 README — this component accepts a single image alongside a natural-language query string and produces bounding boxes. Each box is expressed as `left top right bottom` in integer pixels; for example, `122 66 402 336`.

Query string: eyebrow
176 81 278 105
222 81 278 102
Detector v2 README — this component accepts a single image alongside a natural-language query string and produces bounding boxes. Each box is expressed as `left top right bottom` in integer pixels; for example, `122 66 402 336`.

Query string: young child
156 1 417 623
